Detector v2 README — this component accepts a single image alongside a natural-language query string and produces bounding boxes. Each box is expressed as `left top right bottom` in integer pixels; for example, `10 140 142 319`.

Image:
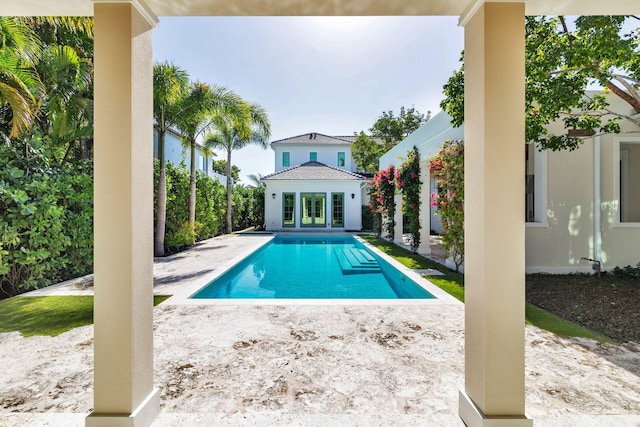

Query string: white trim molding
613 136 640 226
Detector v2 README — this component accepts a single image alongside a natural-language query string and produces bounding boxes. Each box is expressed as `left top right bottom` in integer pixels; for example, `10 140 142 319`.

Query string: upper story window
310 152 317 162
337 152 345 167
619 140 640 223
282 151 290 167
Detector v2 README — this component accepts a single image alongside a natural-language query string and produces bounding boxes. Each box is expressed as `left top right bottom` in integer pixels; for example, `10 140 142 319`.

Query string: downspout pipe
594 136 602 269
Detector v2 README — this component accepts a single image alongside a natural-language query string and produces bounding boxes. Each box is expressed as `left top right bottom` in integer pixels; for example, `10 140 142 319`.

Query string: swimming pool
191 235 435 299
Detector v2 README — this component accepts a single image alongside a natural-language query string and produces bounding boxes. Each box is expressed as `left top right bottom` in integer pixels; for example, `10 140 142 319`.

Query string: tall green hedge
0 143 93 297
153 160 227 254
0 153 263 296
232 185 265 231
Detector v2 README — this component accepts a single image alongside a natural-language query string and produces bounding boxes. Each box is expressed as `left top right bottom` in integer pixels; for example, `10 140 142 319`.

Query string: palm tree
36 44 93 164
174 81 242 236
246 173 265 189
152 62 189 256
205 101 271 234
0 17 41 139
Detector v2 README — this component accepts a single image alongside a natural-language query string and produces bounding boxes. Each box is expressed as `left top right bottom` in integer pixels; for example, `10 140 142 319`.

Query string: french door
301 193 326 227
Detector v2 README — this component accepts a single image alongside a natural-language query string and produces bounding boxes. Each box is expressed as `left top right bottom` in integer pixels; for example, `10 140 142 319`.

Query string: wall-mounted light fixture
272 193 276 199
351 193 355 199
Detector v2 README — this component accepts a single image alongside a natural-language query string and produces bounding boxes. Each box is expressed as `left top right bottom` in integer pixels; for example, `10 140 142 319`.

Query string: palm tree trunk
226 148 233 234
154 129 167 257
189 140 197 234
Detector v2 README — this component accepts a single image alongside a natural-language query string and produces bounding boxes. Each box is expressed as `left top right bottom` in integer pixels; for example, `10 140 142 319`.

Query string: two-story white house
262 133 367 231
153 127 227 185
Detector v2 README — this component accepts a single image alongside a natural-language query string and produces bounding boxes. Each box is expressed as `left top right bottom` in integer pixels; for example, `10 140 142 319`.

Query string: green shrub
196 171 225 239
361 205 374 231
231 185 265 231
0 143 93 297
154 160 227 253
396 146 421 252
164 221 198 250
611 263 640 280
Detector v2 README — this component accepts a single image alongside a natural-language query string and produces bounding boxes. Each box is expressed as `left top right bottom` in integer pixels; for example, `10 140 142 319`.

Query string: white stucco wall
264 180 364 231
378 112 463 235
272 143 353 172
379 111 464 168
379 102 640 272
524 94 640 272
153 129 227 185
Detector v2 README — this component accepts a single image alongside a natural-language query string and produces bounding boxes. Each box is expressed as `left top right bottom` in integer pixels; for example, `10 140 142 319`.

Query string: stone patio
1 233 639 426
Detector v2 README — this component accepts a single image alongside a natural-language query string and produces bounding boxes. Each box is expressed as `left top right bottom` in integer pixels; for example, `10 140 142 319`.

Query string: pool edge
162 232 461 306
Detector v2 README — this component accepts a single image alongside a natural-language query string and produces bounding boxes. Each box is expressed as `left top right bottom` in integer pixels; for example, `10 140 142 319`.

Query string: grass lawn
0 295 170 337
360 235 611 343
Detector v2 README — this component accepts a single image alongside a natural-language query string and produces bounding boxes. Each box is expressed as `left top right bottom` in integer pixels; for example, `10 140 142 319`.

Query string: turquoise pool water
191 235 435 299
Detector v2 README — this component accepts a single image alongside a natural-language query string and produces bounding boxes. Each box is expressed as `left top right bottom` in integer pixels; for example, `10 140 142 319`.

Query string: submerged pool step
335 248 381 275
348 248 377 265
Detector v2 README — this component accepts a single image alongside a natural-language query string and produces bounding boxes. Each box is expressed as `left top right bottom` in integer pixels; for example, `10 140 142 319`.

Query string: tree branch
606 81 640 113
559 15 640 114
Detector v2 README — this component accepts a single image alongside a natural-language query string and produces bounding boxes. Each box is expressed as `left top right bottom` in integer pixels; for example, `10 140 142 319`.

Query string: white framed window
615 137 640 224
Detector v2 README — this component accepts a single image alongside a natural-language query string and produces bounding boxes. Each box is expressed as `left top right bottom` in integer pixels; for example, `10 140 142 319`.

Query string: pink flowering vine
369 165 396 239
429 139 464 271
396 146 421 252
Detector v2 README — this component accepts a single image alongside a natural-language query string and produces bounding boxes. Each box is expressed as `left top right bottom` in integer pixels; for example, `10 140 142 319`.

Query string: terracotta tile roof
262 161 366 181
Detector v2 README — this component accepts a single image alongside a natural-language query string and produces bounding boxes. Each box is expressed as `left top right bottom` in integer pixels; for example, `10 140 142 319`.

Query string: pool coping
162 232 461 306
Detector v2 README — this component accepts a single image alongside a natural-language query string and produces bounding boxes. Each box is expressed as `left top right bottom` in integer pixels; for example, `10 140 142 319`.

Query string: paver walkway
2 232 639 426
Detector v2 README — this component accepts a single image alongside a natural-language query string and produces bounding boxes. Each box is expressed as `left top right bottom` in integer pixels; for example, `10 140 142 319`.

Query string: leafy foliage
212 159 240 181
173 81 243 232
0 17 42 138
205 100 271 234
370 106 430 148
367 181 382 236
231 185 265 231
352 106 429 173
441 16 640 151
0 142 93 297
396 146 421 253
429 140 464 271
361 204 374 231
153 61 190 256
153 160 226 254
369 165 396 240
352 131 385 173
611 263 640 280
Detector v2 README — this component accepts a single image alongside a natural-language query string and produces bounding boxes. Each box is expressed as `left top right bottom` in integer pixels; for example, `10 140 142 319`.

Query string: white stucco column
459 2 532 427
418 160 431 255
87 2 159 426
393 193 403 244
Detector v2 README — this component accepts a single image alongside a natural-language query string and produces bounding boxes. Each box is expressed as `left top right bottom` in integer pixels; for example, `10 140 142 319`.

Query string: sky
153 17 464 183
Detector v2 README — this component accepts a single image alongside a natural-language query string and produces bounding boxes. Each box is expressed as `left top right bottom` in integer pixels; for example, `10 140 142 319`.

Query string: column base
459 390 533 427
86 388 160 427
